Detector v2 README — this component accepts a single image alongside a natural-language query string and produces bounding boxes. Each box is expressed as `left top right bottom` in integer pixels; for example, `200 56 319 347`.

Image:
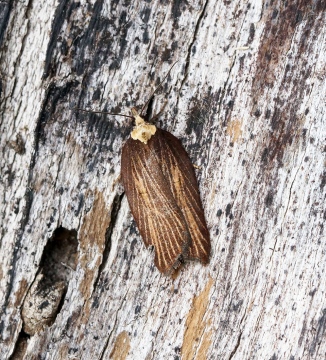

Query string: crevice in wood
228 331 242 360
21 226 78 335
43 0 76 79
39 226 78 284
9 329 29 360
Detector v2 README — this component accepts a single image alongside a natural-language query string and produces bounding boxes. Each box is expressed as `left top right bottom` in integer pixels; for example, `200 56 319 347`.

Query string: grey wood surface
1 0 325 359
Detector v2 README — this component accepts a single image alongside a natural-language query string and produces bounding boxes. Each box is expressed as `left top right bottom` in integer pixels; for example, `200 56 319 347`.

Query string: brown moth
121 107 210 274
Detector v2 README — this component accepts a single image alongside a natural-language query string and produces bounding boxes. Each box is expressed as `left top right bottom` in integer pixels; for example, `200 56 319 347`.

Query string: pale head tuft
130 107 156 144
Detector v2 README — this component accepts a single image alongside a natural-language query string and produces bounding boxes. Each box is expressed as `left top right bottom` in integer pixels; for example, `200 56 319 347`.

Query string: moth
121 100 210 275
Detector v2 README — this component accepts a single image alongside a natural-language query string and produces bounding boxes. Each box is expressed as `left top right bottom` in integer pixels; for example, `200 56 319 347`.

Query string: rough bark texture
0 0 325 359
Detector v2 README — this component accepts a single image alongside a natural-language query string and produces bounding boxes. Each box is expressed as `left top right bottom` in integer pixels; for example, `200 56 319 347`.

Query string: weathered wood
1 0 325 359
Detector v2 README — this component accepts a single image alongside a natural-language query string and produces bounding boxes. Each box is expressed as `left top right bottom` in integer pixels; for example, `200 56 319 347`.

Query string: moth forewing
121 134 191 274
121 110 210 275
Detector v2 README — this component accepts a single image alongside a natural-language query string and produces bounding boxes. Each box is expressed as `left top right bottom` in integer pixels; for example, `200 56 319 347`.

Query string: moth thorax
130 107 156 144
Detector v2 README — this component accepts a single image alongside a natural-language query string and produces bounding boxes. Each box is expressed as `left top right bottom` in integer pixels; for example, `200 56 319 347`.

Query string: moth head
130 107 156 144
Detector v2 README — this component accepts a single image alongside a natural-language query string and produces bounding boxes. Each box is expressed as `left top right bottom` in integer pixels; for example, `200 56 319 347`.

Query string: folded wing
121 136 191 274
151 129 210 264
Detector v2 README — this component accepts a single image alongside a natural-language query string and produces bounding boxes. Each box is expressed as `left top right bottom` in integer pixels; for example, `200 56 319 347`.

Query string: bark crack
228 331 242 360
91 193 124 297
179 0 209 93
99 287 130 360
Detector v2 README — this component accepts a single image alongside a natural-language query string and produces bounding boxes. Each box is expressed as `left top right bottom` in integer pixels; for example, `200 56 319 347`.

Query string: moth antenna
140 60 179 116
150 100 168 122
75 107 134 119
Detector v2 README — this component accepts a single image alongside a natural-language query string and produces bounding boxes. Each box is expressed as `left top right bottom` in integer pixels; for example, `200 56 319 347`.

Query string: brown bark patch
110 331 131 360
13 278 28 307
78 190 110 298
181 277 214 360
227 119 242 143
77 190 111 328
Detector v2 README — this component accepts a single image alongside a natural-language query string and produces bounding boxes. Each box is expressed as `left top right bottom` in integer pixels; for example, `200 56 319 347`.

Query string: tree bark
1 0 325 359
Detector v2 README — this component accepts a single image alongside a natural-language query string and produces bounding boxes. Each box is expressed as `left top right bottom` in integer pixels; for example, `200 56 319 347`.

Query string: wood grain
0 0 325 359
